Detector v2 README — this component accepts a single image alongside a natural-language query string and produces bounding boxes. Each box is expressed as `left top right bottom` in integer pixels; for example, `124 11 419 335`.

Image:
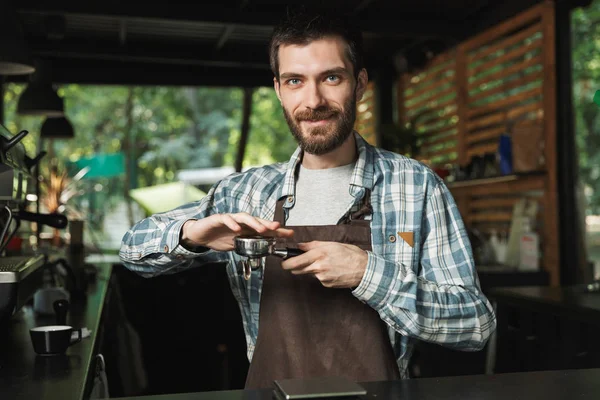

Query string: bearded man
119 7 496 390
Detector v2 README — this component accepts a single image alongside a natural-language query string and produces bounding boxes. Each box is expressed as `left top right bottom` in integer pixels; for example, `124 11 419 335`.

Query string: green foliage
2 82 297 242
572 0 600 214
224 87 298 167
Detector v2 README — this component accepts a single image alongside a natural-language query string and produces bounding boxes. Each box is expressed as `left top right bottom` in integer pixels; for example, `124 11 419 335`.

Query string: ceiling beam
3 58 274 87
215 26 235 50
215 0 250 50
23 36 418 71
16 2 275 26
26 38 272 70
16 3 465 39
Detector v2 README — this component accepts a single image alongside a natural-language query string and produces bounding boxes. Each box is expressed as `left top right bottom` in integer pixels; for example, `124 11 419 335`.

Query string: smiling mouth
302 118 333 124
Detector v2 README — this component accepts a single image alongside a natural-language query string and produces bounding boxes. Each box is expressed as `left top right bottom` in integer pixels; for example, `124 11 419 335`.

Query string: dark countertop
488 285 600 323
109 368 600 400
0 262 112 400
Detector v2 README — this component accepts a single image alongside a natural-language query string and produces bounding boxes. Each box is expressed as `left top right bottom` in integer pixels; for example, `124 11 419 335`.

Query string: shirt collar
279 131 375 205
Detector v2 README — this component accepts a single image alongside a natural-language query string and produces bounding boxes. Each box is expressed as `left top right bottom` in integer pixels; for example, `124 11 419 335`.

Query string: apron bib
244 193 400 389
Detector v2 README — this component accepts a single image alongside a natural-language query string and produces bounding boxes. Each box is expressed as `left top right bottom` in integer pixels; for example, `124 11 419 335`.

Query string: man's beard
283 95 357 155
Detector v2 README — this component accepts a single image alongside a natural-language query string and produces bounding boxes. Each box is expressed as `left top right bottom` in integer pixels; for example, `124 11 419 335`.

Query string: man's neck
301 132 357 169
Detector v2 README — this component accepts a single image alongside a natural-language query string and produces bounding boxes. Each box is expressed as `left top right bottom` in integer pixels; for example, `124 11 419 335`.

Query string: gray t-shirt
286 161 356 226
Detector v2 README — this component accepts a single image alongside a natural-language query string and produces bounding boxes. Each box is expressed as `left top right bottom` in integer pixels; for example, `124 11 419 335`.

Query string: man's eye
326 75 339 82
287 79 301 85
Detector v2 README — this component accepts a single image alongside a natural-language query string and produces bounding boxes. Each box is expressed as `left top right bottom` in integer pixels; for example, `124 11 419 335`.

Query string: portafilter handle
239 248 305 280
272 247 304 259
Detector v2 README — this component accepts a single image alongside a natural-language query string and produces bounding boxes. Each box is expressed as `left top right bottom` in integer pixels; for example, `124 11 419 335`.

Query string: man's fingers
255 217 281 230
221 214 242 232
231 213 270 233
274 228 295 237
290 266 318 275
297 241 325 251
281 251 317 270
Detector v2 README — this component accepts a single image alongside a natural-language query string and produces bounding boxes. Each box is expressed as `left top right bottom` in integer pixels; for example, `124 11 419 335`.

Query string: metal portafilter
233 235 304 280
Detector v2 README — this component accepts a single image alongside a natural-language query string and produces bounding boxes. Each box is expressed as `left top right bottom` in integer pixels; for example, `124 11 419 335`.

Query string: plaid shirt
119 131 496 378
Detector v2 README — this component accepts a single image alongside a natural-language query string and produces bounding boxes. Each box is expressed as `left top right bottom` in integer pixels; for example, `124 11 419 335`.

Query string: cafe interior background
1 0 600 398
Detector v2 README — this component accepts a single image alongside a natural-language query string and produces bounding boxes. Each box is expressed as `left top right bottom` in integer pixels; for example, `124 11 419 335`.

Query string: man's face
274 36 367 155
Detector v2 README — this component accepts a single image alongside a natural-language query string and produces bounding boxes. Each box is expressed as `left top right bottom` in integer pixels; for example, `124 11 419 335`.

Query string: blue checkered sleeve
353 175 496 351
119 179 230 277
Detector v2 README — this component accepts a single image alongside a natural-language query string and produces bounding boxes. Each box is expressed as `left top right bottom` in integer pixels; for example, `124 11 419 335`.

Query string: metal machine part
234 235 304 280
0 254 47 323
0 123 52 327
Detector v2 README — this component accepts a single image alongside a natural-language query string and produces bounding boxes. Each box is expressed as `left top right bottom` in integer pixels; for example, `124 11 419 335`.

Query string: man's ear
355 69 368 102
273 77 282 102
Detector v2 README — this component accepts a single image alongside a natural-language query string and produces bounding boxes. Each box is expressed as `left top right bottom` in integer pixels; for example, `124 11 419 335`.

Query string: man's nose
304 82 327 109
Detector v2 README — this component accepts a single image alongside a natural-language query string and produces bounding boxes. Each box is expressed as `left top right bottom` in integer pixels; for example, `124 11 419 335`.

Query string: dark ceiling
3 0 582 87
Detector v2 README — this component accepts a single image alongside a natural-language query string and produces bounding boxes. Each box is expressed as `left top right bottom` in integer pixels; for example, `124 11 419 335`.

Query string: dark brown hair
269 7 364 81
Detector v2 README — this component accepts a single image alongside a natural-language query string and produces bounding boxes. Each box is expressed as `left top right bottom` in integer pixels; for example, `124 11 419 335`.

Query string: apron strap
341 189 372 226
349 189 373 221
274 199 286 225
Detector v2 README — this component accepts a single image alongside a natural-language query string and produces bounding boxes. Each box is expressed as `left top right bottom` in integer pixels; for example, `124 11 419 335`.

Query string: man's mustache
295 108 340 121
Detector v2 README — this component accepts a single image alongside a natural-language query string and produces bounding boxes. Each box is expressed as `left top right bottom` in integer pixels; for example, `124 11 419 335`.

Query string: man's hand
280 241 368 288
181 213 294 251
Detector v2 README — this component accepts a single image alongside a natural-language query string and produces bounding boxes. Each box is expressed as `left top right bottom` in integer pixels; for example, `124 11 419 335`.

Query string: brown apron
244 193 400 389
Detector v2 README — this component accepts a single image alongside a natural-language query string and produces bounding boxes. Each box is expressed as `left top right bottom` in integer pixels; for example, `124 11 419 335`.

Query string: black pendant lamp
17 60 64 117
0 6 35 75
41 116 74 139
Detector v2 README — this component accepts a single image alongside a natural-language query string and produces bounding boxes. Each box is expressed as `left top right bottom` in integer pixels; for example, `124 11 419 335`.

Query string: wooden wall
396 1 560 286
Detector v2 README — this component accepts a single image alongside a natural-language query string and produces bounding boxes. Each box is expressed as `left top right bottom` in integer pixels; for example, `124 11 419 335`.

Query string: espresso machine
0 122 67 326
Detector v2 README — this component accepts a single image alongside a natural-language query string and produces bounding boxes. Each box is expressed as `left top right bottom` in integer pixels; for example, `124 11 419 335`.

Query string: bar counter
0 262 112 400
2 262 600 400
110 368 600 400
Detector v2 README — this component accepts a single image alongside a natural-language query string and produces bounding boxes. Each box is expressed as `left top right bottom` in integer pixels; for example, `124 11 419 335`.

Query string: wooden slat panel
355 81 377 146
406 96 455 118
461 3 543 51
398 2 557 285
417 124 457 138
469 212 514 223
405 59 455 93
451 174 545 197
402 49 458 168
469 70 543 103
466 126 506 144
467 86 542 118
406 85 456 111
467 142 498 158
419 110 458 127
405 74 456 103
469 22 543 63
421 144 457 157
466 112 506 132
408 102 456 121
405 56 455 90
469 38 542 77
468 55 542 90
419 132 458 148
466 100 542 134
470 198 520 209
470 196 545 210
